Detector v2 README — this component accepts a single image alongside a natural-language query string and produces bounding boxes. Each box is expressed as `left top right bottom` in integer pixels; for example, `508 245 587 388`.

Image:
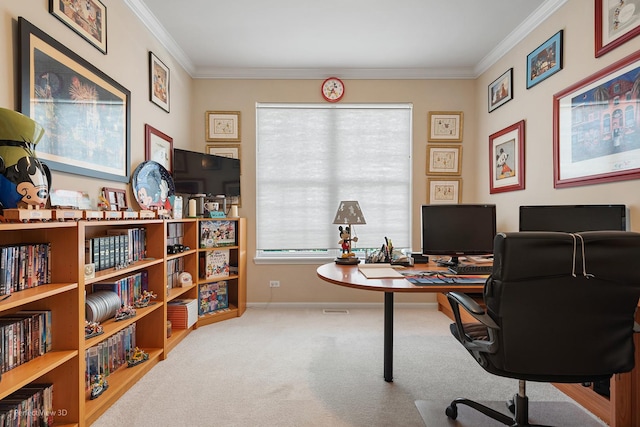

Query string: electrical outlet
269 280 280 288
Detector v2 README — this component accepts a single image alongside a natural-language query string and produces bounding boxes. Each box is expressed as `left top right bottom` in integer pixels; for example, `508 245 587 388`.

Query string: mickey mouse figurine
338 226 358 258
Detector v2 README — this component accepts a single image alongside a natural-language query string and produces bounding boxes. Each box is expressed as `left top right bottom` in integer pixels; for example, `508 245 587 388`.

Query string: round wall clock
321 77 345 102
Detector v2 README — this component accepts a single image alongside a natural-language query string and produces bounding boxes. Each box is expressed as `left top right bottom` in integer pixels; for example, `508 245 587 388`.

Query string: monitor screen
519 205 627 232
421 204 497 263
172 148 240 197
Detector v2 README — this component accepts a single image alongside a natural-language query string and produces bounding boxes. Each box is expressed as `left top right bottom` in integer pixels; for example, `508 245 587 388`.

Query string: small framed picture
145 124 173 173
526 30 563 89
488 68 513 112
427 178 462 204
489 120 525 194
207 144 241 172
595 0 640 57
102 187 128 211
206 111 241 142
426 145 462 175
149 52 170 112
49 0 107 54
427 111 463 142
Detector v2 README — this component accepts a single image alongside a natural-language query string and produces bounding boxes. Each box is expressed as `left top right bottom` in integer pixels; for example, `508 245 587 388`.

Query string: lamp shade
333 201 366 225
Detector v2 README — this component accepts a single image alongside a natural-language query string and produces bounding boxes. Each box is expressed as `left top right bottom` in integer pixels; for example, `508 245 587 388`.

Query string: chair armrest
447 292 499 329
447 291 499 354
634 321 640 333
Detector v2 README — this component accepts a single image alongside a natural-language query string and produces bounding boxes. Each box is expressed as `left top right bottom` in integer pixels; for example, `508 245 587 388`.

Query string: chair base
414 399 605 427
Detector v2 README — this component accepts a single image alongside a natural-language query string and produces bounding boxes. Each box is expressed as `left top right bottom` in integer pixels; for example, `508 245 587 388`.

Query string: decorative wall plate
131 160 175 210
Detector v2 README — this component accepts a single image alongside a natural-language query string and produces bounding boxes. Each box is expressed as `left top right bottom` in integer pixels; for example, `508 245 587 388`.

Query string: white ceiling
125 0 567 79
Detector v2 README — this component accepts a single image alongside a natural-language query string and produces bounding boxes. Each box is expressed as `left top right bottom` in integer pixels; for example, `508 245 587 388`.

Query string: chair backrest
484 231 640 383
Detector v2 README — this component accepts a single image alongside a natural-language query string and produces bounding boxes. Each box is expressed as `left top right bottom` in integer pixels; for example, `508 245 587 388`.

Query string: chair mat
415 399 606 427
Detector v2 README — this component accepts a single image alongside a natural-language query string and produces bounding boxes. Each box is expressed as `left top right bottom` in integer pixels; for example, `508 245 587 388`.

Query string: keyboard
448 264 493 275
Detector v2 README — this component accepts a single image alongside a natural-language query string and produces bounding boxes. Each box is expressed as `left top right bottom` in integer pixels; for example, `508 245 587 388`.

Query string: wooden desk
316 262 483 382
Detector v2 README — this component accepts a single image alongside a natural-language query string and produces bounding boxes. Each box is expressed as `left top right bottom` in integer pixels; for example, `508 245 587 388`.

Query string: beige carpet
91 306 606 427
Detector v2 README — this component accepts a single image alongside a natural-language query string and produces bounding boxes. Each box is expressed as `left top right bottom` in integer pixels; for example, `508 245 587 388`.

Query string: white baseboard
246 301 438 310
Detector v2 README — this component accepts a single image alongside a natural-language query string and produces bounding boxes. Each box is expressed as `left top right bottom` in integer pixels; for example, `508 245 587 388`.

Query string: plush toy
0 108 51 211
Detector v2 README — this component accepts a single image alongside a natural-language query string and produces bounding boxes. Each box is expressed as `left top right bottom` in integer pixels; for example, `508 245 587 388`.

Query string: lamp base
335 257 361 265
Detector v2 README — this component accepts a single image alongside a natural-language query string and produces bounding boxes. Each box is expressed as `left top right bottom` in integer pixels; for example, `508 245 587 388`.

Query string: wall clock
321 77 345 102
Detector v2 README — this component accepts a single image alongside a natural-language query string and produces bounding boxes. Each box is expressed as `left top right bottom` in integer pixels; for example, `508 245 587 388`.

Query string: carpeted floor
91 305 606 427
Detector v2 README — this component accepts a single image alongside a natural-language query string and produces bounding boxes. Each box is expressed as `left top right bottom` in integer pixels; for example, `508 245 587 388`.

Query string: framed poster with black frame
19 17 130 183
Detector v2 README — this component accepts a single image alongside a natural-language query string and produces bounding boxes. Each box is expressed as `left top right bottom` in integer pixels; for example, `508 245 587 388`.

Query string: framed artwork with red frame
553 49 640 188
595 0 640 58
489 120 525 194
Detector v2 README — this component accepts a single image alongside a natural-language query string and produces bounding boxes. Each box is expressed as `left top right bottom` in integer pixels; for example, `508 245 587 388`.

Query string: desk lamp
333 201 366 264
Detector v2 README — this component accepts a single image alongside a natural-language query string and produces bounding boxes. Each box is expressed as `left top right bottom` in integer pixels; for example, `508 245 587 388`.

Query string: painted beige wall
2 0 638 304
0 0 194 207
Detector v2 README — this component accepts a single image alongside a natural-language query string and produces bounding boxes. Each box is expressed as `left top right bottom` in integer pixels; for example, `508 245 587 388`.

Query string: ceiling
125 0 566 79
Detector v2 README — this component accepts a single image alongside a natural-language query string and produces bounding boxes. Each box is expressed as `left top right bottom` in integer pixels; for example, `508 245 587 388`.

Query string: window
256 103 412 262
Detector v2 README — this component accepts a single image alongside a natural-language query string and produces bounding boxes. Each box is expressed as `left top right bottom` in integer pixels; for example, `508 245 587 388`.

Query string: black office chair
445 231 640 426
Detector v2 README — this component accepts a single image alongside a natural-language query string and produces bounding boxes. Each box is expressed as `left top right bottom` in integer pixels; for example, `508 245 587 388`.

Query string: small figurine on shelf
114 304 136 321
127 347 149 367
84 320 104 339
134 290 157 308
90 374 108 400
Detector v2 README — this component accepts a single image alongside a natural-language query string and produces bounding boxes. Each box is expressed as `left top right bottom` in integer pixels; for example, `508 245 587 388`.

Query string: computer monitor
519 204 627 232
421 204 497 266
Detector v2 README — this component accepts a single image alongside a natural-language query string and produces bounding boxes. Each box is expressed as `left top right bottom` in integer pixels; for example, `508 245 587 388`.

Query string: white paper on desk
358 264 404 278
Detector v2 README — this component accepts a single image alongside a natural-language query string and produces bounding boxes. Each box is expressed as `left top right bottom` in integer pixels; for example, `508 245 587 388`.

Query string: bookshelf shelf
0 217 246 425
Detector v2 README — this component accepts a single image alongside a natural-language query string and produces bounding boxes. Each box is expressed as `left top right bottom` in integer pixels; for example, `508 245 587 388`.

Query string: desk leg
384 291 393 382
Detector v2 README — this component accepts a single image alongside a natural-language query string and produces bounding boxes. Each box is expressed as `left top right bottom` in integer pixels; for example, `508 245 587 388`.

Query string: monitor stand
436 256 459 267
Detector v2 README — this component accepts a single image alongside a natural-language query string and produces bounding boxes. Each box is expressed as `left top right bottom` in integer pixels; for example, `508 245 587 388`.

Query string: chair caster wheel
445 404 458 420
507 398 515 414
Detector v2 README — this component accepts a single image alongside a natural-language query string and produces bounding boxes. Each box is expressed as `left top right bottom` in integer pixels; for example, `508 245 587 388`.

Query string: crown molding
127 0 566 80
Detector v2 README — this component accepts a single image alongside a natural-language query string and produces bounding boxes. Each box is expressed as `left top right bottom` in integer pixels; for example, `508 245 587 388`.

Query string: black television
421 204 497 265
172 148 240 197
519 204 627 232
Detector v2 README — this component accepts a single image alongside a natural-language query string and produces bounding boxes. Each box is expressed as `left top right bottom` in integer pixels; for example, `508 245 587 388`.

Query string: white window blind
256 103 412 259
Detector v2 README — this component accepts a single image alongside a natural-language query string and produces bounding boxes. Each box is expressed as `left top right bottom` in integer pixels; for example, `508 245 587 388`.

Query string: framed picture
427 111 463 142
102 187 128 211
426 145 462 175
489 120 526 194
149 52 170 112
488 68 513 112
49 0 107 54
207 144 240 166
595 0 640 57
553 49 640 188
526 30 563 89
427 178 462 204
19 17 130 183
206 111 241 142
145 124 173 173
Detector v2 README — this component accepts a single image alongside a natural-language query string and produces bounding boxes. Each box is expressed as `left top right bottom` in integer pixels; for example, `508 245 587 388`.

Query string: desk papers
358 264 404 278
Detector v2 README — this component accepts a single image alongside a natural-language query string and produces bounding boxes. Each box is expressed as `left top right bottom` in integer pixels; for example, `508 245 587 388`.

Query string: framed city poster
19 17 130 183
553 49 640 188
595 0 640 57
489 120 525 194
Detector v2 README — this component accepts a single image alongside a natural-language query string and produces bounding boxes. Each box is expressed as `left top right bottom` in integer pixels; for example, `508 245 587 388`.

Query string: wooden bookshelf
195 218 246 328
